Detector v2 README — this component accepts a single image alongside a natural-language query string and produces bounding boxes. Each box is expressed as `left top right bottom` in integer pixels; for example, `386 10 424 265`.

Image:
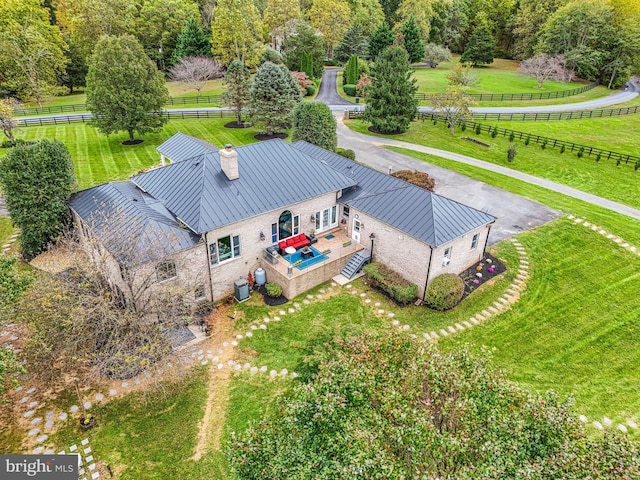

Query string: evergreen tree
300 52 314 80
368 22 394 60
86 35 170 143
283 22 325 79
344 55 360 85
248 62 302 135
335 24 369 64
364 46 417 133
222 60 251 126
0 140 76 257
401 16 425 63
171 17 211 63
460 24 496 66
292 102 337 151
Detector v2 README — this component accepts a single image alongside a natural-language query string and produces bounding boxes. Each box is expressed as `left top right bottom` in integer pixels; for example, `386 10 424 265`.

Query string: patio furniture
278 233 311 254
300 247 314 260
285 246 296 255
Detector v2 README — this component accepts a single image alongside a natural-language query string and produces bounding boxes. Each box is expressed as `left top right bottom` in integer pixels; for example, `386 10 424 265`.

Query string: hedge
424 273 464 311
363 262 418 306
343 84 357 96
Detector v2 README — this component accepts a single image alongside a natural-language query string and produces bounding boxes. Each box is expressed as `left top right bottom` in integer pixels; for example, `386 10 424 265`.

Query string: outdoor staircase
340 249 371 279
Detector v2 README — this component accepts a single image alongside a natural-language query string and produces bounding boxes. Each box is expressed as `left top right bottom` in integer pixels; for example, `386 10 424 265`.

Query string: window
343 205 350 217
278 210 292 240
315 206 339 232
210 234 240 265
293 215 300 235
271 223 277 243
194 284 205 299
156 259 177 281
443 247 452 266
471 233 479 249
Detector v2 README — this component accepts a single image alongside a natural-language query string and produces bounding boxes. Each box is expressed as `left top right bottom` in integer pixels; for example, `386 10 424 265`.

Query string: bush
305 84 316 96
424 273 464 311
343 84 357 96
193 299 215 320
475 124 481 135
336 148 355 160
509 132 515 142
559 144 565 154
363 262 418 306
265 282 282 297
491 127 498 138
507 143 517 162
577 147 584 158
595 154 601 162
541 140 547 150
461 123 467 131
391 170 436 191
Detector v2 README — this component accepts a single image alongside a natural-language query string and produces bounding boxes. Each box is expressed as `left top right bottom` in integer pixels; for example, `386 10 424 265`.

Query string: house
70 133 495 304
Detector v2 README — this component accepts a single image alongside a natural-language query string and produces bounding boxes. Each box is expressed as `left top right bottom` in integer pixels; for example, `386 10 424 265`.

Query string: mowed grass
347 119 640 209
3 120 261 189
442 218 640 431
0 217 14 247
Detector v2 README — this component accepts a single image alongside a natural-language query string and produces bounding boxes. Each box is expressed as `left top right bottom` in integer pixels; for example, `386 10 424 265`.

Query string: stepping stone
439 329 448 337
217 363 223 369
246 332 253 337
81 439 90 446
46 412 54 419
606 234 614 239
292 372 298 378
574 219 584 224
84 447 92 455
567 215 575 219
88 462 96 470
365 299 371 303
259 324 266 329
26 387 36 394
223 342 229 347
627 420 637 429
470 318 479 325
28 401 38 408
351 290 358 295
430 332 439 339
615 238 622 243
19 397 29 404
593 421 603 429
31 417 42 424
392 320 399 326
201 360 208 365
618 424 628 433
489 306 500 314
70 445 77 452
599 230 607 235
231 341 238 346
463 321 472 328
243 363 251 369
500 296 510 304
279 310 286 315
307 294 314 298
603 417 612 426
260 366 267 372
516 274 527 280
251 325 257 330
234 364 240 370
360 293 366 297
95 393 104 401
263 318 270 323
250 367 258 373
288 308 295 313
630 246 637 252
402 325 410 330
59 413 67 421
622 243 629 248
274 316 281 321
84 402 91 410
86 455 94 463
447 326 456 334
293 303 300 308
14 386 23 392
583 222 590 227
28 428 39 436
481 310 491 318
591 225 598 231
507 289 517 295
303 299 310 305
514 278 524 284
281 369 288 375
455 323 464 331
518 269 528 275
388 312 395 317
378 309 384 314
346 285 352 289
270 370 277 377
36 435 48 443
92 472 100 480
45 420 54 429
475 314 485 321
520 260 529 265
227 360 234 366
423 332 430 339
44 450 54 455
236 334 243 339
33 447 44 454
328 287 334 292
374 302 380 307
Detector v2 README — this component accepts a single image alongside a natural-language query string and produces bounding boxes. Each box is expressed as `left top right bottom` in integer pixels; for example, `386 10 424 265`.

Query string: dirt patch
30 246 81 274
461 137 491 148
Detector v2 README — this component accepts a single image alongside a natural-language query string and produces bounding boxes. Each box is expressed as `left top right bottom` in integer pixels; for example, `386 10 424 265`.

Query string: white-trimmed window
210 234 240 265
156 259 177 281
194 284 205 299
471 233 479 249
443 247 452 266
343 205 350 217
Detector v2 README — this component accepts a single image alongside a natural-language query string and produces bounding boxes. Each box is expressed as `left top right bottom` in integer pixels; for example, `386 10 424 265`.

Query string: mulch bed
367 126 402 135
122 139 144 145
254 132 288 141
459 252 507 299
254 284 288 306
224 121 247 129
461 137 491 148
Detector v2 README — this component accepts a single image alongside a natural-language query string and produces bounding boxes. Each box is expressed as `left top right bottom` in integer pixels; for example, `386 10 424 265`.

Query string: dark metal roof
132 138 358 234
70 181 201 265
156 132 219 163
292 141 496 247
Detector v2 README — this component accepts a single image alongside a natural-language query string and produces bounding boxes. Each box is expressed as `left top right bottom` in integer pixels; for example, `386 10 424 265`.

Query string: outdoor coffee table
285 246 296 255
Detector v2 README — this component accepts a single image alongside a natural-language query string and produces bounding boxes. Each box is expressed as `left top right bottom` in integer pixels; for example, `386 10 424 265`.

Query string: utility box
234 279 249 302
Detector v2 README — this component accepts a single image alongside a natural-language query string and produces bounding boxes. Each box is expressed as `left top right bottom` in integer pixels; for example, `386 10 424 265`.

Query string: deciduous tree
308 0 352 60
263 0 301 49
248 62 302 135
169 56 223 96
292 102 337 151
86 35 169 143
345 0 385 37
518 53 574 88
283 22 325 79
446 62 478 87
211 0 263 67
0 140 76 257
0 99 19 147
222 60 251 126
431 85 474 134
424 43 451 67
397 0 435 43
364 46 418 133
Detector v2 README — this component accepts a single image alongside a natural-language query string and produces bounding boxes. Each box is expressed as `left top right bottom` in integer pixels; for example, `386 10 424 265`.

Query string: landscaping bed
459 252 507 299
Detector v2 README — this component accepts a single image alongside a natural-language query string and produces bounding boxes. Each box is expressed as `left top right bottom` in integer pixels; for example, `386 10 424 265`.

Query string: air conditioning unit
442 258 451 266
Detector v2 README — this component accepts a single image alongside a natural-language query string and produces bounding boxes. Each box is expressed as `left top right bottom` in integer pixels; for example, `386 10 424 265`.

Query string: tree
86 35 169 143
400 16 425 63
283 22 325 79
423 43 451 67
397 0 435 42
364 46 418 133
308 0 352 60
368 22 394 60
345 0 385 37
263 0 301 49
260 46 284 65
60 40 88 93
0 99 19 147
512 0 565 60
170 16 212 63
290 71 313 95
248 62 302 135
292 102 337 151
0 0 68 109
431 85 474 134
0 140 76 257
379 0 402 26
518 53 574 88
460 23 495 66
222 60 251 126
334 24 370 64
169 56 223 96
344 55 361 85
447 62 479 86
211 0 263 68
228 333 640 478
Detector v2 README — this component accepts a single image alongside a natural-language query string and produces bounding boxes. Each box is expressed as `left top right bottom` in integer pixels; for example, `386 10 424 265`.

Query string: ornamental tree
364 45 418 133
86 35 169 143
169 56 223 96
227 333 640 478
518 53 574 88
431 85 474 134
248 62 302 135
424 43 451 67
0 140 76 256
292 102 337 151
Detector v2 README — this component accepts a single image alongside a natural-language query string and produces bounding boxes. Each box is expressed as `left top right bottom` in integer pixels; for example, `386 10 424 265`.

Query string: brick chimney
219 144 239 180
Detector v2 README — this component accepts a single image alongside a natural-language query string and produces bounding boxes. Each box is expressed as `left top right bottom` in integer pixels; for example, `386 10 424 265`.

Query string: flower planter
79 416 95 430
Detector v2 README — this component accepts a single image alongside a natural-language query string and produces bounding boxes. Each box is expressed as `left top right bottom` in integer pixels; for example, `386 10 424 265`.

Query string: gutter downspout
422 245 434 302
481 223 493 258
204 231 214 302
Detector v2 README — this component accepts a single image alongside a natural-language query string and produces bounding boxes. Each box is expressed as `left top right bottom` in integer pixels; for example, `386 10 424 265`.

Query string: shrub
595 154 601 162
193 299 215 320
559 144 565 154
305 84 316 96
363 262 418 306
424 273 464 311
524 136 530 145
577 147 584 158
265 282 282 297
475 124 481 135
461 123 467 131
491 127 498 138
336 148 355 160
507 143 517 162
509 132 515 142
541 140 547 150
343 84 357 96
391 170 436 192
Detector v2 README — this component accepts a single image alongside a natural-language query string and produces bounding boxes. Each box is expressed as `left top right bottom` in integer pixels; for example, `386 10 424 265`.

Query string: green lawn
0 217 14 247
3 120 262 189
347 119 640 210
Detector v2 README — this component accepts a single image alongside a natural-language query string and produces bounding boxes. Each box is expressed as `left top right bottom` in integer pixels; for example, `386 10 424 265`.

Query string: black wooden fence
468 105 640 121
17 110 235 126
415 81 599 102
420 113 640 169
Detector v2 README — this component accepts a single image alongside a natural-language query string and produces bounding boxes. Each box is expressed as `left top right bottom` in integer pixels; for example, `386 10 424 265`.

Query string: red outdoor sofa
278 234 311 254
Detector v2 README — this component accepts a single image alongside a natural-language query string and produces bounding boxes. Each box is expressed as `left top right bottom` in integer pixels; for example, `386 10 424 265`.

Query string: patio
261 228 365 299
